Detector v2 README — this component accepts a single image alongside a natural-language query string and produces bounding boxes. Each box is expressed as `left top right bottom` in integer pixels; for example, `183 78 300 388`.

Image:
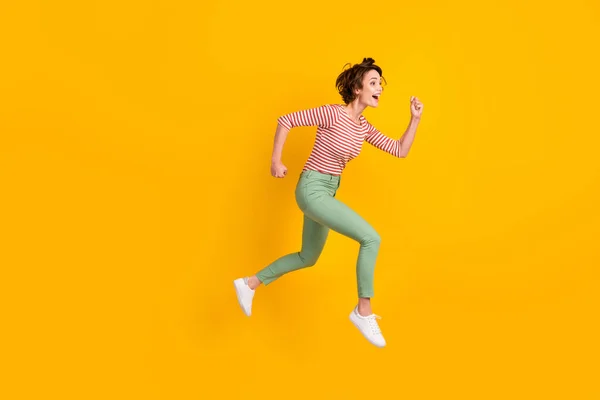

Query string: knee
360 231 381 248
298 251 320 267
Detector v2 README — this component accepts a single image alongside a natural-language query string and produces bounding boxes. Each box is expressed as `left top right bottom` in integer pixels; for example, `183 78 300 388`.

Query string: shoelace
366 314 382 335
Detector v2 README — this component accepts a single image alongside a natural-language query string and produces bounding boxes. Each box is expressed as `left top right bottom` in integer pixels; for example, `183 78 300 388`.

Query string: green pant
256 169 381 298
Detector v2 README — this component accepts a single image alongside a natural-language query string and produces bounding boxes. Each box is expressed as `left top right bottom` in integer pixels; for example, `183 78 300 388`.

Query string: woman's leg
302 193 381 311
234 213 328 316
252 214 329 287
304 191 386 347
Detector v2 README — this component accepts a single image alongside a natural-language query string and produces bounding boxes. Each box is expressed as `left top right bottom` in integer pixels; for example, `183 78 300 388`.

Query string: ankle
247 275 261 290
357 298 372 316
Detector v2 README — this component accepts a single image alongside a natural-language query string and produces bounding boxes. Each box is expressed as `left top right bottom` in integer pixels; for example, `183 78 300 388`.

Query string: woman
234 57 423 348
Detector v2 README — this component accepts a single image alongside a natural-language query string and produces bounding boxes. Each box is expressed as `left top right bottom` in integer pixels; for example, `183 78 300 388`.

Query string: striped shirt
277 104 402 176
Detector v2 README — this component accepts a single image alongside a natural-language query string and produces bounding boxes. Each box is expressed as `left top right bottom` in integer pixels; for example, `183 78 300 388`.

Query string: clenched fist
410 96 424 119
271 160 288 178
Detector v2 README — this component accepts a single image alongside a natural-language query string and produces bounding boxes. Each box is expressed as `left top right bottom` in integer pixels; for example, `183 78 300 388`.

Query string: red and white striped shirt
277 104 402 176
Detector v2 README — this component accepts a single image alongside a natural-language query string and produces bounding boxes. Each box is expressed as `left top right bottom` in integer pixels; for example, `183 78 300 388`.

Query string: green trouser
256 169 381 298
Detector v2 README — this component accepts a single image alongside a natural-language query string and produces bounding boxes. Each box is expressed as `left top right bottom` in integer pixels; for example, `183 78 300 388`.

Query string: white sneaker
349 306 386 348
233 277 255 317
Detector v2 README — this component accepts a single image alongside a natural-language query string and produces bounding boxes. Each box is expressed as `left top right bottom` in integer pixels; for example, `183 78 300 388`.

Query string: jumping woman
234 57 423 348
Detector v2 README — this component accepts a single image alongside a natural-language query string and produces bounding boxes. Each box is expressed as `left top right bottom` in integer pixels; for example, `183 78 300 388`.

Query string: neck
344 101 367 122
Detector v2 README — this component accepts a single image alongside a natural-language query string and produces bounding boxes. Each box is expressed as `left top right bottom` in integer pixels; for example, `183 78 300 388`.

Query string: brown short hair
335 57 386 104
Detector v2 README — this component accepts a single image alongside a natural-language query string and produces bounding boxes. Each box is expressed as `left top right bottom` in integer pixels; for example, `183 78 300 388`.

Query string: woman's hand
410 96 424 119
271 160 288 178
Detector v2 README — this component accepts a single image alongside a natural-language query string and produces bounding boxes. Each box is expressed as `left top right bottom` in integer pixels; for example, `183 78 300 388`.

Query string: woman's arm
269 104 339 178
399 96 423 157
364 96 423 158
271 123 290 178
398 115 421 158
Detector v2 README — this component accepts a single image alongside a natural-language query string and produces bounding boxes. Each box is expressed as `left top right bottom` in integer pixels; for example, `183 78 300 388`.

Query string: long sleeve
364 123 402 158
277 104 338 131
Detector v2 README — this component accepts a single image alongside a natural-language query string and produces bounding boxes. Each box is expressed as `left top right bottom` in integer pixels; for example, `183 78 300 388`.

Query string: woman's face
356 69 384 107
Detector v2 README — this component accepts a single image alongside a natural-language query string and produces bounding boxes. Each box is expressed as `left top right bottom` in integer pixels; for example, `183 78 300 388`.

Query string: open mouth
372 95 380 101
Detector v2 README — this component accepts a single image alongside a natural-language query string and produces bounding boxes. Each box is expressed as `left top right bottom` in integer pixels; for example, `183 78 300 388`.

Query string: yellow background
1 1 599 399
